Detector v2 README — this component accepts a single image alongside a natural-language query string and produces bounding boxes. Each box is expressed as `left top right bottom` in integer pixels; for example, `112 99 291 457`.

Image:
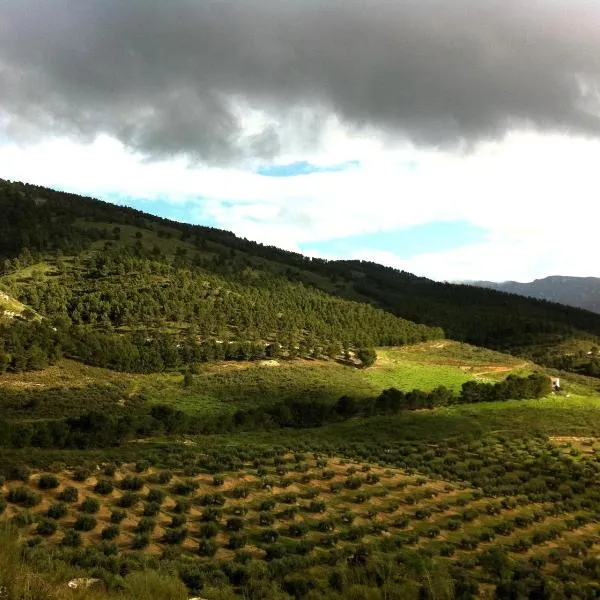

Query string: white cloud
1 126 599 281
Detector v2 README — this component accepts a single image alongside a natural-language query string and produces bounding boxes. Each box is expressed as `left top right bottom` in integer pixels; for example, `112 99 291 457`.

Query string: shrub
131 533 150 549
259 512 275 526
101 525 120 540
143 501 161 517
80 497 100 514
94 480 114 495
424 526 441 538
227 534 247 550
36 518 58 536
344 476 362 490
288 523 309 538
7 486 40 507
135 517 156 533
161 528 188 545
169 514 187 528
117 492 139 508
157 471 173 484
74 515 97 531
198 538 218 557
170 480 198 496
200 508 222 523
62 529 82 547
173 499 191 513
103 464 116 477
308 501 326 513
261 529 279 543
110 509 127 523
232 485 250 499
47 502 68 520
199 522 219 539
59 486 78 503
38 474 60 490
72 468 90 482
212 475 224 486
280 492 297 504
260 498 276 511
226 517 244 532
146 488 165 504
120 476 144 491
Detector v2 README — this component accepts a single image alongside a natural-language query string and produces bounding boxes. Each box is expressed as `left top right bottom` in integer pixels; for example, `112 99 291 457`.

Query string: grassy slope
0 340 565 420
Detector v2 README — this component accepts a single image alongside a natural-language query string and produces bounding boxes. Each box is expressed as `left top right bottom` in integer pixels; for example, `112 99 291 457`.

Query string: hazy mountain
471 276 600 314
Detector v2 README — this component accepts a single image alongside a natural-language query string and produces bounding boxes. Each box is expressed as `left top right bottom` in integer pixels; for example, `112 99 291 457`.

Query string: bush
131 533 150 549
38 474 60 490
227 534 247 550
260 499 276 511
143 501 161 517
199 522 219 539
213 475 224 486
288 523 309 538
117 492 139 508
110 509 127 524
120 476 144 491
169 514 187 528
146 488 165 504
7 486 40 507
308 501 326 513
173 499 191 514
344 476 362 490
259 512 275 526
72 468 90 482
101 525 120 540
36 518 58 536
170 480 197 496
135 517 156 533
201 508 222 523
226 517 244 532
198 538 218 557
80 497 100 514
94 480 114 495
161 528 188 545
231 485 250 499
62 529 82 547
47 502 68 520
59 486 79 503
261 529 279 543
74 515 97 531
157 471 173 484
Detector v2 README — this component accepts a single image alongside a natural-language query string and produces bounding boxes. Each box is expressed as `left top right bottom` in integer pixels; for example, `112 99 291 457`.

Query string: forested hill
471 276 600 315
1 177 600 374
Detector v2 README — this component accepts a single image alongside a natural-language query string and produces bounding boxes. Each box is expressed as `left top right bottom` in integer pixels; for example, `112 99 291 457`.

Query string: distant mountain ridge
471 276 600 314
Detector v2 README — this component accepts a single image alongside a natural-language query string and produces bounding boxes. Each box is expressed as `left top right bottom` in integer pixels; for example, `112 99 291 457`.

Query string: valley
3 180 600 599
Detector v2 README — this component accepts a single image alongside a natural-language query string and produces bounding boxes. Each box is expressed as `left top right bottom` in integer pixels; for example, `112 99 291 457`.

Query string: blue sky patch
104 194 218 227
300 220 489 259
257 160 360 177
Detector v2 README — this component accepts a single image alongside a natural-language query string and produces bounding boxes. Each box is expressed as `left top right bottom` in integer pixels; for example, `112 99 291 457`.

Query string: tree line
0 374 552 449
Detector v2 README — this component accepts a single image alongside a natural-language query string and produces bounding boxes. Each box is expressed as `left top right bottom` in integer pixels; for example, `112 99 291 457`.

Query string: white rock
67 578 103 590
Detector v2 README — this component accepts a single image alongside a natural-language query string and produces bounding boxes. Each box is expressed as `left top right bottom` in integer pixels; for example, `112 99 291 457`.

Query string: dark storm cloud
1 0 599 162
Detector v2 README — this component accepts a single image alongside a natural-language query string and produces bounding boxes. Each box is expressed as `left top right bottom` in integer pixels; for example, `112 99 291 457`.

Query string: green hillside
5 178 600 598
2 178 600 381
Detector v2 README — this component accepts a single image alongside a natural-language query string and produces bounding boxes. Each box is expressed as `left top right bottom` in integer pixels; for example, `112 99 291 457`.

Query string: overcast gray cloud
1 0 599 163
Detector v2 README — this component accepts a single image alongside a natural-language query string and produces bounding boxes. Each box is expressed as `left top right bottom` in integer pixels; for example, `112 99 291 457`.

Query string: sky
1 1 600 282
